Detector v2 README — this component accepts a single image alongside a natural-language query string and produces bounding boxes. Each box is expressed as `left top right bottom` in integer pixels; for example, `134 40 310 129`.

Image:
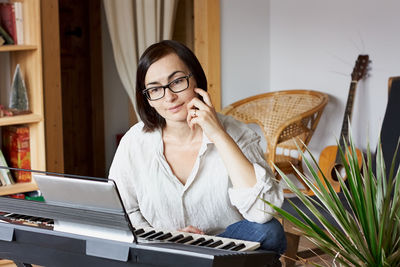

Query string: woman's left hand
186 88 226 143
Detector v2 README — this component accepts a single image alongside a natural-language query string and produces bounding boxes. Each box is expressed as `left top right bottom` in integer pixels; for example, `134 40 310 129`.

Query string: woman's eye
149 87 162 94
171 78 184 86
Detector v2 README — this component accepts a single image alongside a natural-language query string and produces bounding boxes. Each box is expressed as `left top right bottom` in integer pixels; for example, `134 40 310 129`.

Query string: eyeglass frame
142 73 193 101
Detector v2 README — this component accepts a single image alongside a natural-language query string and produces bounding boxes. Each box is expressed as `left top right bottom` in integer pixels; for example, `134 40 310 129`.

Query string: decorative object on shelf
9 64 30 114
0 35 5 46
2 125 31 183
0 104 13 117
264 132 400 266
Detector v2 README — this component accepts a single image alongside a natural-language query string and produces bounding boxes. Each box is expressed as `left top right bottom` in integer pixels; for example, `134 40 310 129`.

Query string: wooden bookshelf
0 0 45 194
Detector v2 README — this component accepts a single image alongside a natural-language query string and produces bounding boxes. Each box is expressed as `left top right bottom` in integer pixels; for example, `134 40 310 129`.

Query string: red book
0 3 17 44
2 125 31 182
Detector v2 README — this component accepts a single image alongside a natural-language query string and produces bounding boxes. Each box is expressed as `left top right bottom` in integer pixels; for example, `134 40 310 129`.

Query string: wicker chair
221 90 328 194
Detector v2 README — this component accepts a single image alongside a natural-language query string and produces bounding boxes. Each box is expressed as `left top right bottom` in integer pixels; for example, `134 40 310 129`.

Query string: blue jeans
217 218 287 254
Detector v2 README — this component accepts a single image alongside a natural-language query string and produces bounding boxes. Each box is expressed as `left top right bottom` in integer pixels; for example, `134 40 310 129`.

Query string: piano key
198 239 214 246
219 242 236 250
230 243 246 251
146 231 164 240
167 234 184 242
134 228 145 235
189 238 206 245
138 230 156 238
206 240 223 248
155 232 173 240
28 216 42 222
176 236 194 243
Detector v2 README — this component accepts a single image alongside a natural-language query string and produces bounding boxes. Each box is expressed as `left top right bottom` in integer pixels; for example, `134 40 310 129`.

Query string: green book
0 150 14 185
0 24 14 44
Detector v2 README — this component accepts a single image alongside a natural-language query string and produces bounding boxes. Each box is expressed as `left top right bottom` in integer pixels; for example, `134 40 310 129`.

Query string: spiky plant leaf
264 132 400 266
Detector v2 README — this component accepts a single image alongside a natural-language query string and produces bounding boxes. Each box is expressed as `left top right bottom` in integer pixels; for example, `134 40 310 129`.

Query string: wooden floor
281 235 334 266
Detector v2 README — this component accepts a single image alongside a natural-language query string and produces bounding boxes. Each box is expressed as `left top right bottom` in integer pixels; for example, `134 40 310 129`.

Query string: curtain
103 0 178 118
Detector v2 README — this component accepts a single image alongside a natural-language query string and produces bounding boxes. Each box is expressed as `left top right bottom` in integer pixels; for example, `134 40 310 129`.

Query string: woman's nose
164 88 177 101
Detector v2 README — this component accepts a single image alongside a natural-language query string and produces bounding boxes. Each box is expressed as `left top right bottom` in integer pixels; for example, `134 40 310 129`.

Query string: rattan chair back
222 90 328 194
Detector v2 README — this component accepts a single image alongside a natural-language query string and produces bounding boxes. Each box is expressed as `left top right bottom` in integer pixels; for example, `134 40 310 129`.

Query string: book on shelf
2 125 31 183
0 2 16 44
0 35 4 45
0 2 23 45
0 23 13 44
0 149 15 186
14 1 23 45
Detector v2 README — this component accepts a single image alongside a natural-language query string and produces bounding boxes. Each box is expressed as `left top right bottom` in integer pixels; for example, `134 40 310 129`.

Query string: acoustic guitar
318 55 370 192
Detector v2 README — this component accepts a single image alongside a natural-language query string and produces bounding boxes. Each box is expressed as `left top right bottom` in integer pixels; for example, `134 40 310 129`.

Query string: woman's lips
168 103 184 113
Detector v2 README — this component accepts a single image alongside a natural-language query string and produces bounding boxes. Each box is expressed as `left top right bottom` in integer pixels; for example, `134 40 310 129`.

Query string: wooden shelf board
0 45 38 52
0 113 42 126
0 181 38 196
0 259 16 267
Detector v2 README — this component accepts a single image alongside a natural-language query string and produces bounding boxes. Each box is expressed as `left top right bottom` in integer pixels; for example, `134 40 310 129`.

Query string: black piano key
134 228 145 235
138 230 156 238
146 231 164 240
28 216 41 222
176 236 194 243
198 239 214 246
155 233 172 240
207 240 223 248
168 234 184 242
34 217 48 222
219 242 236 250
19 215 31 220
43 219 54 224
189 237 206 245
230 243 246 251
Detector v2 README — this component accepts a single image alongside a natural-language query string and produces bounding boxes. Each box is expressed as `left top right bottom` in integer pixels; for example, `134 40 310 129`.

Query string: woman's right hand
179 225 204 235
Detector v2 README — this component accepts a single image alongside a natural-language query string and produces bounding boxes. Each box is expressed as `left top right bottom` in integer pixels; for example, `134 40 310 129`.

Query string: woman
109 40 286 254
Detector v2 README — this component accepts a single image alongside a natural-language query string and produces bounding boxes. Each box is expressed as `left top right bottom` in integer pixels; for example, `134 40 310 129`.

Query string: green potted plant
264 135 400 266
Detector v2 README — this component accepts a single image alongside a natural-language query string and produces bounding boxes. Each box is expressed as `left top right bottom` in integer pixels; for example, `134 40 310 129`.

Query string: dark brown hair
136 40 207 132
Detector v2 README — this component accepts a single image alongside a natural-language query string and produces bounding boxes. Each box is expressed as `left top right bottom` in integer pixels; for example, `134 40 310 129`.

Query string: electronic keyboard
0 218 281 267
1 212 260 252
0 172 281 266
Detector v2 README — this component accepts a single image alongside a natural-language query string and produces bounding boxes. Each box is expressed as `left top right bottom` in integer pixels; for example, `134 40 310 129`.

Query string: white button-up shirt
109 114 283 235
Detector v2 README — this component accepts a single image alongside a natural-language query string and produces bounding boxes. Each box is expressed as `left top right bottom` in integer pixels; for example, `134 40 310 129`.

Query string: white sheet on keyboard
54 220 134 243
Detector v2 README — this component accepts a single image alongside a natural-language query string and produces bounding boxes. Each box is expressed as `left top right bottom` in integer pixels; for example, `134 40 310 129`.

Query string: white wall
221 0 400 159
221 0 270 108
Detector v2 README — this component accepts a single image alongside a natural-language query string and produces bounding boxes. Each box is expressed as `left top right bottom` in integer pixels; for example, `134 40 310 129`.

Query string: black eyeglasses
143 73 193 101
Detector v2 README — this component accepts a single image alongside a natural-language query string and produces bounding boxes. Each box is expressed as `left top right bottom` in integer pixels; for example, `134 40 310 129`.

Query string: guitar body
318 54 369 193
318 145 363 192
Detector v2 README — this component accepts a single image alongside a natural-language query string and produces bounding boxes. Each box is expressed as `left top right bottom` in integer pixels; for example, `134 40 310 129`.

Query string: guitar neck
337 81 357 160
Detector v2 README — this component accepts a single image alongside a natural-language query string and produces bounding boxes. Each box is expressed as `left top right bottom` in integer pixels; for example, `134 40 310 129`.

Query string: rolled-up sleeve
225 118 284 223
228 163 284 223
